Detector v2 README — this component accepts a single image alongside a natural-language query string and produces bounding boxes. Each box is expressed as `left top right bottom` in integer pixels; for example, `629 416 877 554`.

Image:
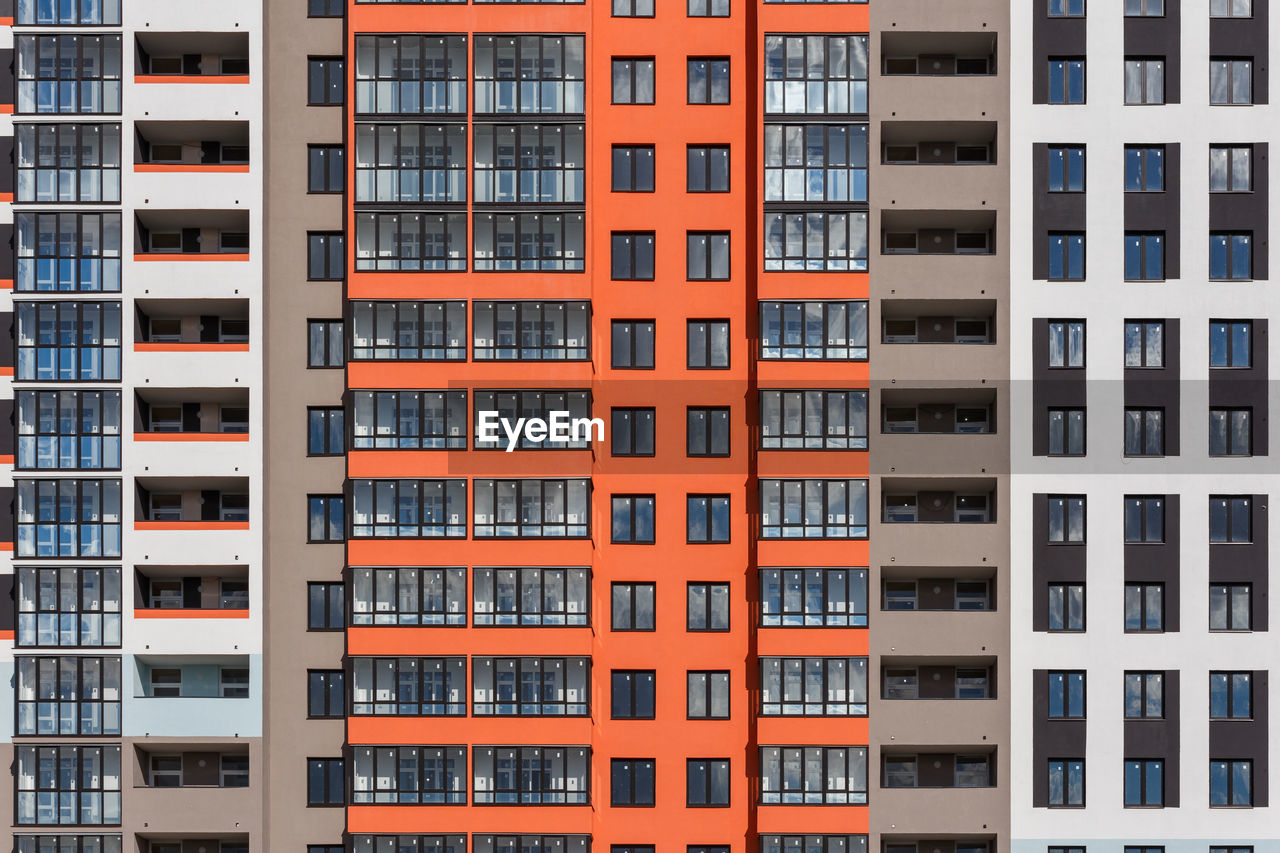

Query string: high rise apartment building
6 1 1277 853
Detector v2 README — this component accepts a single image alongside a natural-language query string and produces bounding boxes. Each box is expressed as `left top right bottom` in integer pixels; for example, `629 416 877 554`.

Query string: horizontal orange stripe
134 74 250 85
0 367 13 377
134 253 249 262
0 455 14 465
133 432 249 442
0 279 12 290
134 520 250 531
0 16 13 25
0 542 14 551
134 342 250 352
134 608 249 620
134 163 250 173
0 192 13 203
0 105 13 115
0 629 13 641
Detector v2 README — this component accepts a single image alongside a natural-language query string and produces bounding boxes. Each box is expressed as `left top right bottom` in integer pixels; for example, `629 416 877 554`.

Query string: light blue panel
0 661 12 740
122 654 261 737
1016 840 1280 853
181 664 221 698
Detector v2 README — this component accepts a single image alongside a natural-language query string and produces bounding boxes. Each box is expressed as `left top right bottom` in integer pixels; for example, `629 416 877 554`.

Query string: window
308 57 343 105
1124 408 1164 456
612 408 656 456
761 390 868 450
1210 408 1252 456
687 759 731 806
1048 671 1085 718
1210 496 1252 542
221 666 250 698
688 320 730 368
475 35 583 113
149 668 180 697
1124 233 1164 280
612 495 656 544
762 657 868 715
1124 146 1164 191
1048 58 1086 104
1210 321 1251 367
1047 495 1086 543
354 36 466 115
309 0 343 15
688 232 731 280
1125 0 1163 13
612 758 656 806
612 582 656 630
16 35 122 114
351 300 466 361
1211 60 1252 105
16 838 126 853
1210 146 1251 192
760 301 868 360
307 232 344 281
688 58 730 104
352 747 467 804
613 58 656 104
612 232 656 280
612 670 656 719
473 566 588 627
1125 760 1164 807
1211 0 1252 15
307 582 345 631
16 745 121 824
355 123 464 203
612 320 656 369
759 746 868 804
689 145 731 192
307 320 344 367
1048 583 1086 631
614 0 655 15
687 496 731 544
307 407 345 456
764 35 869 114
308 145 344 193
16 566 122 648
766 124 866 201
16 301 122 381
16 479 122 558
1125 321 1164 367
472 657 586 716
350 478 467 538
1125 59 1164 104
474 840 588 853
1047 759 1085 806
1125 497 1164 542
351 567 467 627
353 389 468 448
19 0 121 23
1048 146 1085 192
687 408 730 457
1048 321 1085 367
761 839 868 853
16 124 121 203
1211 672 1252 719
355 212 467 272
1124 583 1164 632
760 567 868 626
687 582 730 629
16 656 121 735
613 145 655 192
17 390 122 470
690 0 730 14
1049 0 1085 15
221 755 249 788
473 479 588 538
1210 584 1251 631
473 390 589 451
474 300 589 361
16 212 122 293
1048 233 1085 280
688 671 730 719
1210 760 1252 806
764 210 868 271
1047 408 1086 456
1124 672 1164 718
1210 233 1252 280
760 479 869 539
308 495 345 543
474 123 583 204
308 670 345 718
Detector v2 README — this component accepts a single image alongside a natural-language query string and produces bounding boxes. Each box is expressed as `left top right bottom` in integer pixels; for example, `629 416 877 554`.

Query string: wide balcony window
473 300 590 361
473 479 590 538
16 745 121 825
765 35 869 114
351 746 466 804
350 567 467 626
352 390 467 449
474 35 585 115
16 566 122 647
760 478 868 539
17 35 122 114
16 301 122 381
473 746 590 804
760 300 868 360
17 124 121 203
475 124 585 203
355 211 467 271
760 567 868 627
473 567 589 626
16 655 121 735
18 390 121 470
355 123 466 203
354 36 467 115
765 123 868 202
472 657 589 715
350 300 467 361
16 213 122 293
350 479 467 538
351 657 466 715
759 746 867 804
17 479 122 558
